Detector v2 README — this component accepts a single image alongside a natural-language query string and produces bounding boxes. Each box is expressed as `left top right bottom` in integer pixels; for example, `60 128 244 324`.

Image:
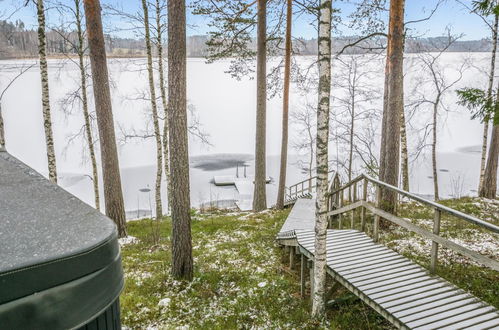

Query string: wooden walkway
277 198 499 330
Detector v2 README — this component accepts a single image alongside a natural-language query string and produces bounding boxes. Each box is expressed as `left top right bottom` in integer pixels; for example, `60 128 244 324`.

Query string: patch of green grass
120 209 391 329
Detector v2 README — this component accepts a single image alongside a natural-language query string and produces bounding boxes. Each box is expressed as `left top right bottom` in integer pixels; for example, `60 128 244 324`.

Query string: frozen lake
0 54 496 216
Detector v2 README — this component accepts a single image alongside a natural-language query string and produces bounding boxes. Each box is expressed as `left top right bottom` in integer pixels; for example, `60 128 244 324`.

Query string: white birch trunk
142 0 163 218
156 0 172 213
312 0 332 318
75 0 100 210
37 0 57 183
400 105 409 191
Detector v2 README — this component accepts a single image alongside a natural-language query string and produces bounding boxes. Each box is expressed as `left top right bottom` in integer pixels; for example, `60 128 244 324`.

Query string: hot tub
0 149 124 329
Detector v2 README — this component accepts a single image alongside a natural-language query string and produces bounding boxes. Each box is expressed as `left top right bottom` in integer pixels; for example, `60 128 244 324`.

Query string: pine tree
83 0 127 237
252 0 267 212
168 0 193 280
276 0 293 210
378 0 405 212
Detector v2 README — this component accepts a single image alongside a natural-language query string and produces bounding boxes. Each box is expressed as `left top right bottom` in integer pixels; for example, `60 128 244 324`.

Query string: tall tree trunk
168 0 193 280
83 0 127 237
312 0 331 318
479 14 499 193
0 103 4 149
432 100 439 201
379 0 404 213
156 0 172 213
75 0 100 210
252 0 267 212
276 0 292 210
480 82 499 199
400 104 409 191
37 0 57 183
142 0 163 219
481 124 499 198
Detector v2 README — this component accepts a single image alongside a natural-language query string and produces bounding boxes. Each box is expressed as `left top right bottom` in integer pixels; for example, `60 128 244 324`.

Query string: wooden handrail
328 174 499 234
325 173 499 273
285 170 336 201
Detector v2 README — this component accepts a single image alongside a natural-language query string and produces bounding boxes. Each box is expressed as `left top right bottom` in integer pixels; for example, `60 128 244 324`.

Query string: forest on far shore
0 18 494 59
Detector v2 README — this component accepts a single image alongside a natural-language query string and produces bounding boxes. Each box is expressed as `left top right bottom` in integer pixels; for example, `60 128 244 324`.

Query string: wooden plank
346 262 420 280
461 317 499 330
367 278 443 298
303 240 374 253
329 251 401 269
382 287 459 310
333 255 404 272
326 245 389 261
399 297 478 323
390 292 472 316
352 268 426 286
327 249 398 265
409 306 496 329
300 232 372 244
375 282 450 304
357 273 429 292
339 258 414 276
297 234 370 247
296 231 364 244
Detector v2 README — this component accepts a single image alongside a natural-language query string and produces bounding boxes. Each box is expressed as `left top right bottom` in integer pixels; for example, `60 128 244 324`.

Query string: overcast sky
0 0 493 41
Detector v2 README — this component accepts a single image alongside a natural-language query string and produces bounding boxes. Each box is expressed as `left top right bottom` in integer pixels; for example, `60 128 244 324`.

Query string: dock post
289 247 294 269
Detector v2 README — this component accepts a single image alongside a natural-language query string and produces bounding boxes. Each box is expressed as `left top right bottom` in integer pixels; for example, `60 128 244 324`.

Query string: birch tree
141 0 163 219
83 0 127 237
312 0 331 318
36 0 58 183
154 0 172 212
276 0 293 209
168 0 193 280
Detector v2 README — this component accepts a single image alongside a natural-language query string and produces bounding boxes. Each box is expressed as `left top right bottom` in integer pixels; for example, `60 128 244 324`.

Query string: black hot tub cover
0 149 123 329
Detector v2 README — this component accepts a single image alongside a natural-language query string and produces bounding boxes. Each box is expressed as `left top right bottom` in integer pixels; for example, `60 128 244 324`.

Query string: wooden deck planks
276 198 499 330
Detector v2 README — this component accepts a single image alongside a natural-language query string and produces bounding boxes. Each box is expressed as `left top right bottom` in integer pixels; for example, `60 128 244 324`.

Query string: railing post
430 208 441 274
361 178 367 232
339 189 344 229
373 184 381 242
351 182 357 228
